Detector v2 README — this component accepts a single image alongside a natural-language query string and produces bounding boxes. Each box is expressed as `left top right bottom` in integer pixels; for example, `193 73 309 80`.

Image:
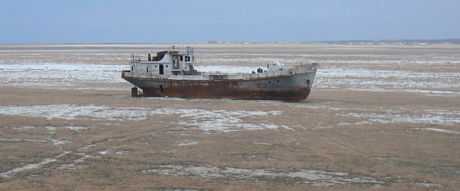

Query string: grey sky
1 0 459 43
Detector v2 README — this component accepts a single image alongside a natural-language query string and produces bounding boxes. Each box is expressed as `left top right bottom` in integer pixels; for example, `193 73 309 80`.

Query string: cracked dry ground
1 44 460 190
1 87 459 190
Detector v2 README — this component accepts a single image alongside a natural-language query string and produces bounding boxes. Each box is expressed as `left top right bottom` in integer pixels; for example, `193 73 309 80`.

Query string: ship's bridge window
179 56 183 61
185 56 191 62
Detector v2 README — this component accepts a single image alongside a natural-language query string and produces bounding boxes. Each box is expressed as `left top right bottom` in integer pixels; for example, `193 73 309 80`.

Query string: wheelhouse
129 46 198 76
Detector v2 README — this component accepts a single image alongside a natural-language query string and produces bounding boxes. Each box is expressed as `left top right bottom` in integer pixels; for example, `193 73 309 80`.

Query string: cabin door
159 64 164 75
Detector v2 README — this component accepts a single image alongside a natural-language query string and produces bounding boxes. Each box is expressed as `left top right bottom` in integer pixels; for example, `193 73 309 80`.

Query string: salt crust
0 104 283 133
1 63 459 95
144 164 384 186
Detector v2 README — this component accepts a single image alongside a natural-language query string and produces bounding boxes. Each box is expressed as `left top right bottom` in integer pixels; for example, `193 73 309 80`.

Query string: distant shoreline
1 39 460 45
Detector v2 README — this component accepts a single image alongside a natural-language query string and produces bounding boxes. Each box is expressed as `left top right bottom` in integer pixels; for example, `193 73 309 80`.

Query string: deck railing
122 63 318 81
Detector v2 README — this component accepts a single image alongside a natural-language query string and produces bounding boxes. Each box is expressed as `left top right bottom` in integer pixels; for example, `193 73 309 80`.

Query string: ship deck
122 64 317 81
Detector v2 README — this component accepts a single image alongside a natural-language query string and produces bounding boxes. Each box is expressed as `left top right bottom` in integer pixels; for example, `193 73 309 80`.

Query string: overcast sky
1 0 459 43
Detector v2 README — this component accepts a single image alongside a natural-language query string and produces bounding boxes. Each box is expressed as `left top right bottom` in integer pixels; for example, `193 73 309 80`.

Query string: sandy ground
0 43 459 190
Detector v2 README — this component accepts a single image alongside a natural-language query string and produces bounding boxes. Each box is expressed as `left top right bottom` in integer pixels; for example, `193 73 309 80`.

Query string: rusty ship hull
122 65 317 101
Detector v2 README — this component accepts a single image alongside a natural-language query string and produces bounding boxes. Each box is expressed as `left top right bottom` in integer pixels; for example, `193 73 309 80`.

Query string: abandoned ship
121 46 318 101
